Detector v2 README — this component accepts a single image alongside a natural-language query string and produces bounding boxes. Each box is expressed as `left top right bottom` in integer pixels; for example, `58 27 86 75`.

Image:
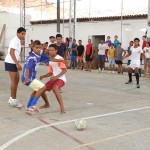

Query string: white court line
1 106 150 150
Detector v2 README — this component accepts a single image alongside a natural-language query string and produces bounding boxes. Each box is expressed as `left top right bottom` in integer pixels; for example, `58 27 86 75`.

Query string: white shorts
129 63 140 70
29 79 45 91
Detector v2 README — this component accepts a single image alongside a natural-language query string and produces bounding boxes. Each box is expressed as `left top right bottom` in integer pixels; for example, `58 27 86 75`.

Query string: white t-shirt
146 26 150 37
143 47 150 58
98 43 107 55
130 46 143 64
5 36 21 64
48 55 66 83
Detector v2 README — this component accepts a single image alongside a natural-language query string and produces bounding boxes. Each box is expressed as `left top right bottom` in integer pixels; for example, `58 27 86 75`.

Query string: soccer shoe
8 98 23 107
28 106 39 113
125 81 133 84
137 84 140 88
8 97 17 107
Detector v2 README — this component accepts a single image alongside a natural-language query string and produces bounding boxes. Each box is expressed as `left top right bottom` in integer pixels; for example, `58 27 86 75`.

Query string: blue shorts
147 37 150 43
147 58 150 62
109 58 115 65
5 62 18 72
70 56 77 62
98 55 105 61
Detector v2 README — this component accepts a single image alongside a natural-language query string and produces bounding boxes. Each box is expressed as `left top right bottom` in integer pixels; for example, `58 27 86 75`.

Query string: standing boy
5 27 26 107
27 44 67 114
115 43 126 74
113 35 120 49
98 40 107 72
77 40 84 70
123 38 143 88
108 43 116 73
21 40 50 110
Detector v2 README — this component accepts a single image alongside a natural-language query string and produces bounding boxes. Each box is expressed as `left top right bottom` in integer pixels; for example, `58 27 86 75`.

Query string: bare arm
90 45 94 58
10 48 22 70
51 68 67 81
122 49 126 58
122 51 131 60
40 72 53 80
23 69 29 84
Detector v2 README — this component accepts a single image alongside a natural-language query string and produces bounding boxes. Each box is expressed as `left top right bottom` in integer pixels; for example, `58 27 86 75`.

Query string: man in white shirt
98 40 108 72
145 21 150 43
123 38 143 88
5 27 26 107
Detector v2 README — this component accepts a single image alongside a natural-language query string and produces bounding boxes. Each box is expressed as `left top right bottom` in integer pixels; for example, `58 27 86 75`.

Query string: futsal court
0 61 150 150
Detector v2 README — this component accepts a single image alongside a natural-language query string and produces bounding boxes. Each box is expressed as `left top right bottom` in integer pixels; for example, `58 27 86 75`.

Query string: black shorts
86 55 92 62
115 60 123 65
127 60 131 65
5 62 18 72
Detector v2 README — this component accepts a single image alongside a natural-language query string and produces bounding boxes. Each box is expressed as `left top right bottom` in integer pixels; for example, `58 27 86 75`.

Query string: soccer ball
75 119 87 131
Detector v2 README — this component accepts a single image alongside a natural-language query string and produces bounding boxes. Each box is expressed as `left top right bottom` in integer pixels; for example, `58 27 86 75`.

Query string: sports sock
30 96 39 107
128 73 132 82
27 96 34 108
135 73 139 84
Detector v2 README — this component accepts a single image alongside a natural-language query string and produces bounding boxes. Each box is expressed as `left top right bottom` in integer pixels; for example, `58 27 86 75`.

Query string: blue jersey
21 52 41 86
114 40 120 49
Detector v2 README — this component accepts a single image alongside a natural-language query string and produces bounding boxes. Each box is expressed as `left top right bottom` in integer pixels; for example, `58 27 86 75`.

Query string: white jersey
130 46 143 65
5 36 21 64
98 43 108 55
48 55 66 83
143 47 150 58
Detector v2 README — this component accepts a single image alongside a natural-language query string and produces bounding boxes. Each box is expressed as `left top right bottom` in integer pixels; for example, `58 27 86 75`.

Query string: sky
0 0 148 20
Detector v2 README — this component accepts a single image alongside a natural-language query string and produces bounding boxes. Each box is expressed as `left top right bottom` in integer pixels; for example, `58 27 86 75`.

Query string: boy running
108 43 116 73
21 40 50 109
123 38 143 88
5 27 26 107
26 44 67 114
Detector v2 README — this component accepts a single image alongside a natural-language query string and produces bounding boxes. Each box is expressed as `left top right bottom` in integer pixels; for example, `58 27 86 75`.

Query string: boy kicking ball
21 40 50 112
123 38 143 88
27 44 67 114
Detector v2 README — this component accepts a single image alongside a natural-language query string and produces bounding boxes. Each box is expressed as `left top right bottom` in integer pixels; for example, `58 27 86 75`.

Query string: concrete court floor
0 61 150 150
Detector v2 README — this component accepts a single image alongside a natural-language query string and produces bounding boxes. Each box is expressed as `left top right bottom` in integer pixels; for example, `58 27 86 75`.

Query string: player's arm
51 68 67 81
90 45 94 58
10 48 22 71
122 49 126 58
50 57 68 65
122 50 131 60
23 69 30 84
40 72 53 80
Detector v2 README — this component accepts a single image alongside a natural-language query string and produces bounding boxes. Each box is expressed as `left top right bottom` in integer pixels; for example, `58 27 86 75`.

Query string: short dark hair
134 38 140 42
107 36 110 38
56 34 62 38
49 44 57 50
33 40 41 46
17 27 26 33
130 41 133 43
143 36 146 38
79 40 82 42
118 42 121 45
45 42 48 45
49 36 55 39
111 43 114 46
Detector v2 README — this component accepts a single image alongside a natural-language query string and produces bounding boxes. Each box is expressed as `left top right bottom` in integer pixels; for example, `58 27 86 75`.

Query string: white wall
0 12 148 54
29 19 147 50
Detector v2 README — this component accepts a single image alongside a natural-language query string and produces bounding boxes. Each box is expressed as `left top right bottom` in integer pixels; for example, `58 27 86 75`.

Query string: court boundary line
0 106 150 150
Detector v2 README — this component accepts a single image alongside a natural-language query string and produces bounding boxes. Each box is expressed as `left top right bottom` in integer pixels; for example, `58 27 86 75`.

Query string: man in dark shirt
77 40 84 70
55 34 67 59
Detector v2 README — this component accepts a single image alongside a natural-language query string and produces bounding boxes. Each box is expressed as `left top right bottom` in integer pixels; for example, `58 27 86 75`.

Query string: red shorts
45 79 65 91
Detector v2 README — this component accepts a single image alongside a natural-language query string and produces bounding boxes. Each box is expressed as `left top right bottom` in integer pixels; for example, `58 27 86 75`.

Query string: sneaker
112 71 115 74
14 99 23 107
28 106 39 113
137 84 140 88
125 81 133 84
101 68 105 73
98 68 101 73
8 97 17 107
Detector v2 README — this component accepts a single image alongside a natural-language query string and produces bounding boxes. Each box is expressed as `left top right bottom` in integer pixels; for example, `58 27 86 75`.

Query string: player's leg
27 91 36 108
40 92 50 108
9 71 19 99
52 80 65 114
125 67 133 84
135 67 140 88
143 59 147 77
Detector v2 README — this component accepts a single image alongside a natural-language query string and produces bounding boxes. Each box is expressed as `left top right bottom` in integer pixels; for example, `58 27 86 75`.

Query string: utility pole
57 0 60 33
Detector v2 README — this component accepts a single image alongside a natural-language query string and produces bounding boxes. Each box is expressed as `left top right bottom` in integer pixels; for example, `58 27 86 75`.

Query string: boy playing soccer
108 43 116 73
26 44 67 114
21 40 50 110
123 38 143 88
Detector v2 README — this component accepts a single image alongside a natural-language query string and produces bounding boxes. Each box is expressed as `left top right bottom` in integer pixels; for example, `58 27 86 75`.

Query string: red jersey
142 40 147 49
86 44 92 55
